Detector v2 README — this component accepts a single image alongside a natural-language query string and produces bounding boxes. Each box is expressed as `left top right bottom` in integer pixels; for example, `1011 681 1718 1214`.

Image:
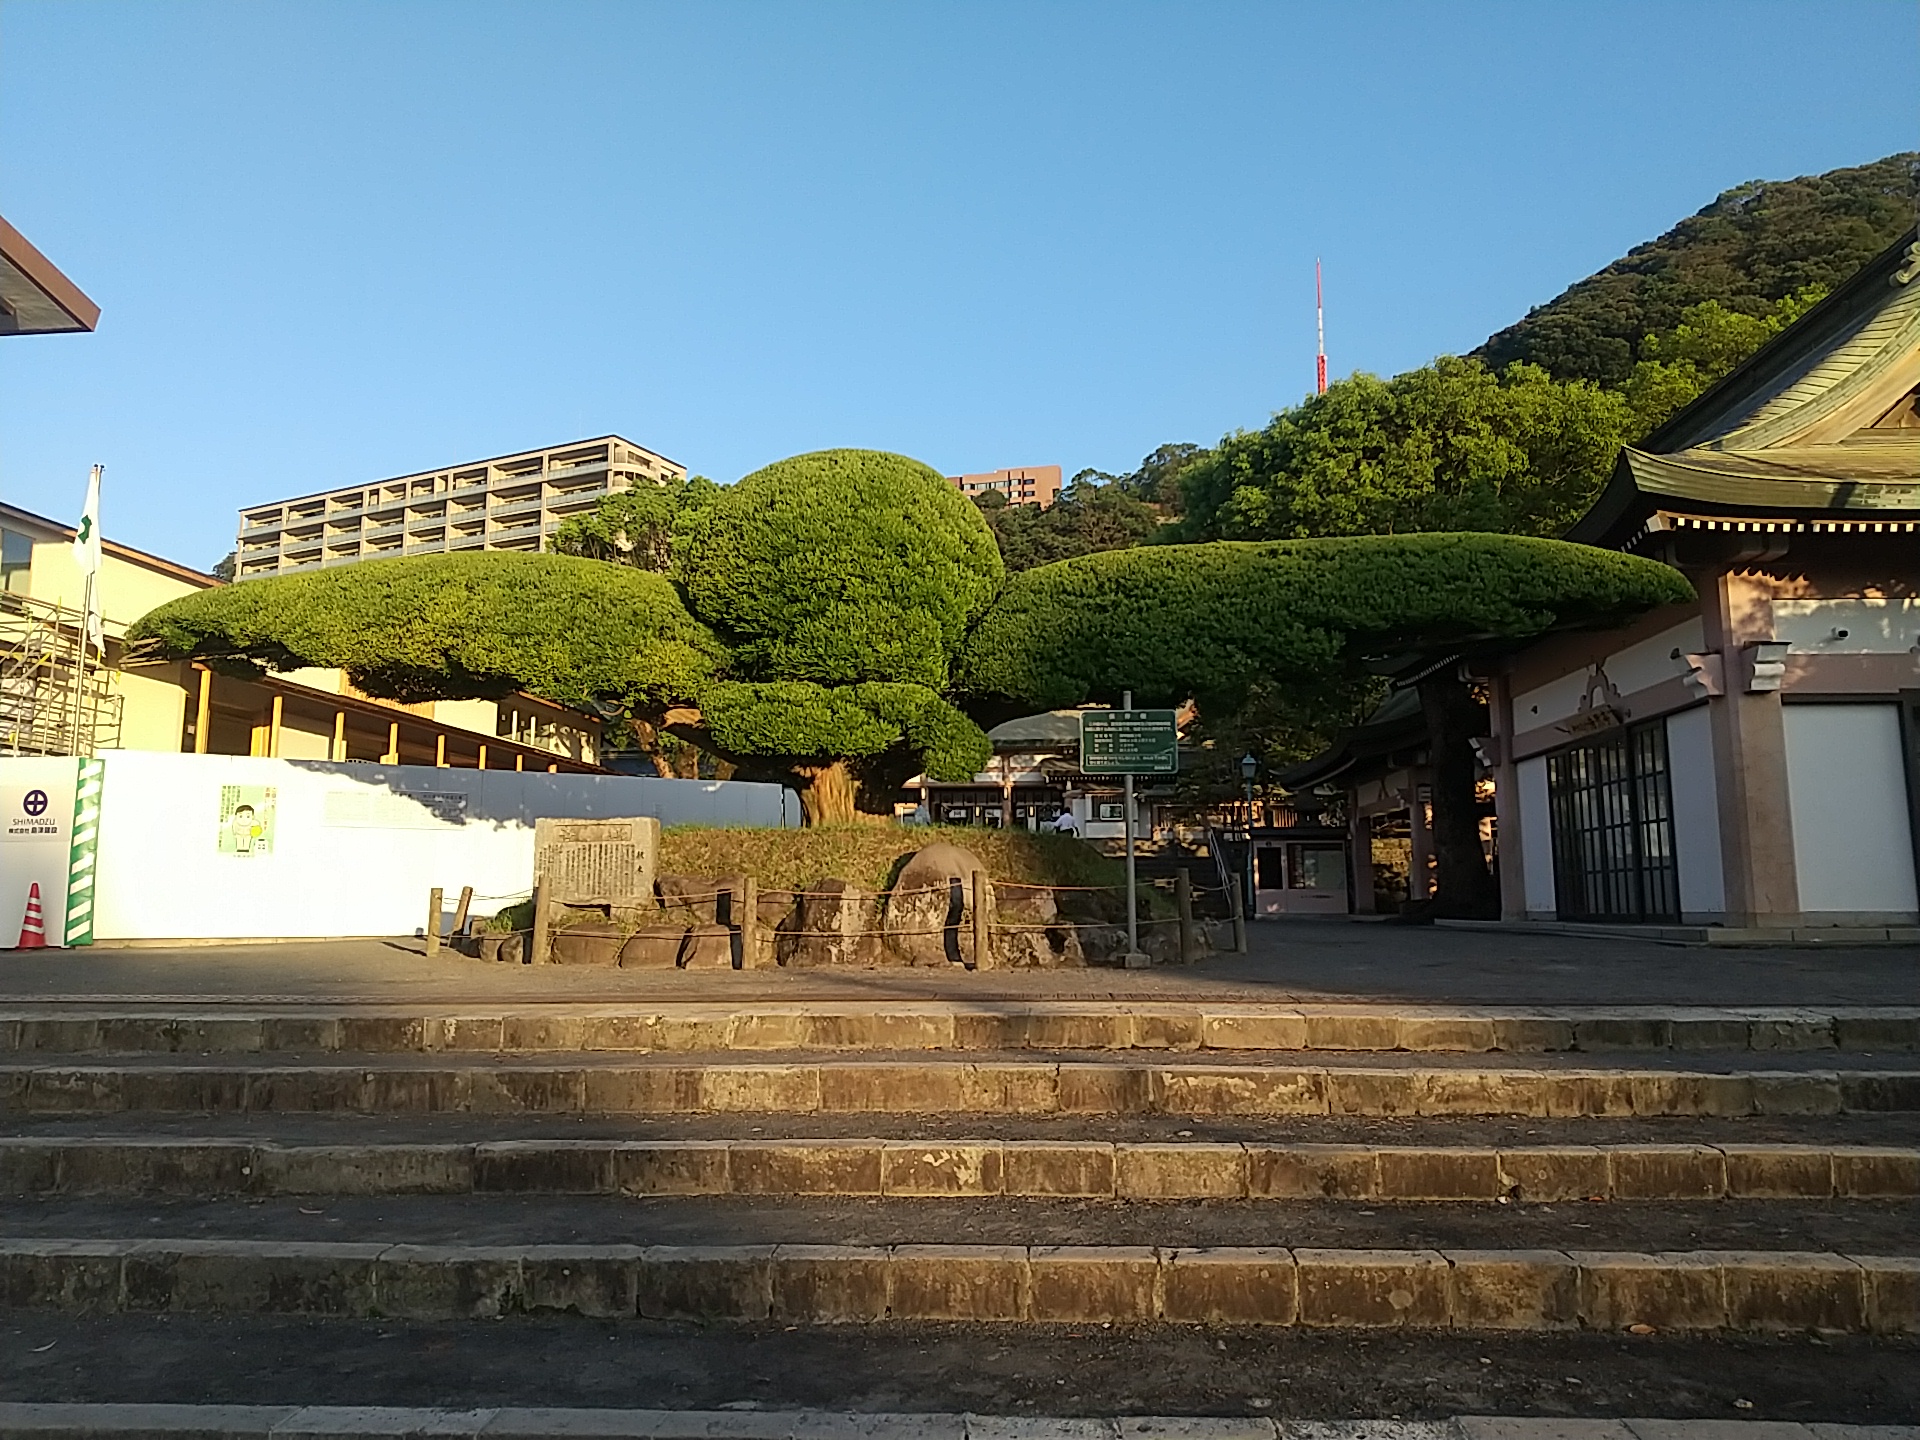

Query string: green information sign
1079 709 1179 775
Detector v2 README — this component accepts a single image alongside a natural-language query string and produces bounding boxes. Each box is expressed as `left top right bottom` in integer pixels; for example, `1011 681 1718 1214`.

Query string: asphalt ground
6 922 1917 1006
3 1193 1916 1252
0 1315 1914 1422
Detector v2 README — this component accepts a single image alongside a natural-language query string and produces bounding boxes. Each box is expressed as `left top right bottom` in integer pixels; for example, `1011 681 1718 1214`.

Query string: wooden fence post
1175 869 1194 963
531 883 552 965
425 888 443 958
452 886 474 937
739 875 760 968
971 870 993 970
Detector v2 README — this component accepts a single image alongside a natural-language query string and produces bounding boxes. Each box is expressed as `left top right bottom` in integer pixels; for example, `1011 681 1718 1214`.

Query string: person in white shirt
1051 808 1080 836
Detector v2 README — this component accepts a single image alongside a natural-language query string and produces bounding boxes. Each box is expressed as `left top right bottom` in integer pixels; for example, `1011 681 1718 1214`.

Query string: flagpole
68 465 103 758
68 571 93 756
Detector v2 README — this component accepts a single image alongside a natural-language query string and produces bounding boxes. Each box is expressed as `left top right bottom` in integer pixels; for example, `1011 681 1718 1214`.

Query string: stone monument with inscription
532 816 660 925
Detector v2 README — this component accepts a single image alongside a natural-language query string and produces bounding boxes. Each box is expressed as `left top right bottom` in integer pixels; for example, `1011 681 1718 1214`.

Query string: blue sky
2 0 1915 570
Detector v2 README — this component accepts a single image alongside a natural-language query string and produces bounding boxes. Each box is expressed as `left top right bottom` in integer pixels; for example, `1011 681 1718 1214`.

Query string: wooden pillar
435 733 447 768
1487 669 1525 921
1349 808 1377 914
971 870 994 969
1175 869 1194 962
530 883 551 965
1703 569 1799 927
269 694 283 759
425 887 443 958
332 709 346 762
738 876 760 968
1408 786 1433 900
192 666 212 754
386 721 399 764
452 885 473 936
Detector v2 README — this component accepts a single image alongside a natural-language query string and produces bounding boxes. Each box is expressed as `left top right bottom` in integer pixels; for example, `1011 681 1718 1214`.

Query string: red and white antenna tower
1315 258 1328 395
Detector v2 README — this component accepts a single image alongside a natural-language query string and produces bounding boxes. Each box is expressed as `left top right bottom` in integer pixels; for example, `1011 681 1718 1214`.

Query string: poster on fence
1 757 79 947
216 784 277 856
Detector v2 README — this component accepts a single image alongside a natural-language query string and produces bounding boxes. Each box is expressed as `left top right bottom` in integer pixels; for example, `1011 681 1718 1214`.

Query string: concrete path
3 922 1917 1006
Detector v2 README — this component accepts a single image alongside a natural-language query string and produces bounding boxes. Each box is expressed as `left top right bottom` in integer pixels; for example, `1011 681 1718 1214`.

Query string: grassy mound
659 824 1124 893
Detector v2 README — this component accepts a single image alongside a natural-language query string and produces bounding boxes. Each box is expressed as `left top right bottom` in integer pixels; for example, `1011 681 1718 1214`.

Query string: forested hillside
1474 152 1918 385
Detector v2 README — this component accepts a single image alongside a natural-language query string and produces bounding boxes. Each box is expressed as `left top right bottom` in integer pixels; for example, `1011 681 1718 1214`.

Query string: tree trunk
631 721 677 779
1415 671 1499 920
792 761 860 826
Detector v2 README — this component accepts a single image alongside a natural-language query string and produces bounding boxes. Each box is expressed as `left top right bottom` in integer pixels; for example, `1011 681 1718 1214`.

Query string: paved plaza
2 919 1913 1008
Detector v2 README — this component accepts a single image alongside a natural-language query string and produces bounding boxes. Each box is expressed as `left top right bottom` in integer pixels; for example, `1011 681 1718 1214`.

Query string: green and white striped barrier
65 755 103 946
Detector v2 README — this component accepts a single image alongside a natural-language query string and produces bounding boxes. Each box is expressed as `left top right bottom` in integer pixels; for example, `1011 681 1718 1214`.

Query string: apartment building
235 436 685 579
949 465 1063 508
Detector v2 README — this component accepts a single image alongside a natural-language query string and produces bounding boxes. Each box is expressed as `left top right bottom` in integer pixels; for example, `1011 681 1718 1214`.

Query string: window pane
1289 844 1347 890
0 529 31 594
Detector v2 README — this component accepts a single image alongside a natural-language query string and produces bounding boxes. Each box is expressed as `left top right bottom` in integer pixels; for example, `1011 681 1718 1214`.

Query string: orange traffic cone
15 883 47 949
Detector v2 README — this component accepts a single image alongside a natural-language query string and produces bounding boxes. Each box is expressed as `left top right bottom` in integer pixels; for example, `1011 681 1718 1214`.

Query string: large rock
885 843 993 968
549 929 623 966
994 883 1086 968
680 922 738 970
775 880 882 967
620 926 692 969
656 874 746 926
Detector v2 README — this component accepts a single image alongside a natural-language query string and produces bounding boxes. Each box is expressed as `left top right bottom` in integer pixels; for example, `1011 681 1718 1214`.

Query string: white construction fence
1 751 798 945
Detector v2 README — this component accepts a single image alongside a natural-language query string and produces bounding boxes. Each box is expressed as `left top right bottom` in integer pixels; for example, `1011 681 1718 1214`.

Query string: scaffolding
0 591 122 758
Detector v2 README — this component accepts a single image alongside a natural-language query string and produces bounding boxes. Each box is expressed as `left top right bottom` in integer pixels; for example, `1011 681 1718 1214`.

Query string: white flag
72 465 103 652
72 466 102 577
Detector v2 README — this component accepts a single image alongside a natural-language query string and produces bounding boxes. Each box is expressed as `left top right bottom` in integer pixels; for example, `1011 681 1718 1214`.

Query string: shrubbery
959 532 1695 710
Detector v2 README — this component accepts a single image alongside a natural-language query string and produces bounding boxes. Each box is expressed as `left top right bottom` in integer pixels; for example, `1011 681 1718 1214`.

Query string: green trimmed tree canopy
701 681 990 782
958 532 1695 711
672 449 1004 690
128 551 725 713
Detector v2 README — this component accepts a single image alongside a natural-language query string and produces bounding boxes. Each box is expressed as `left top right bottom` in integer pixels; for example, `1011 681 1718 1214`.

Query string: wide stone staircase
2 996 1918 1343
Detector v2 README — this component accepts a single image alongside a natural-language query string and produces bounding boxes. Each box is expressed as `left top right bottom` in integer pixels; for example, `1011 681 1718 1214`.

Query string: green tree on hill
1475 152 1916 385
1163 359 1637 545
971 474 1160 572
1619 286 1827 435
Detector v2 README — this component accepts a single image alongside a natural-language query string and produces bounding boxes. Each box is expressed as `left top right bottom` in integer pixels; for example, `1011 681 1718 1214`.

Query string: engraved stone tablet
532 816 660 905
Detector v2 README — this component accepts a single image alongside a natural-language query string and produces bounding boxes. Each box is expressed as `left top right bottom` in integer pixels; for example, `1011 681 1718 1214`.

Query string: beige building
949 466 1063 508
1 501 603 772
236 436 684 579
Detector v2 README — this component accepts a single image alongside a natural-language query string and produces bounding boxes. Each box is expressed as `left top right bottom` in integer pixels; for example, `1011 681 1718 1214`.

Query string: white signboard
1 757 78 948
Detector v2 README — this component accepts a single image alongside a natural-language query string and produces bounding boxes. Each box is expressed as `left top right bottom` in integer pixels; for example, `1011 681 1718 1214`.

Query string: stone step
9 1108 1920 1145
5 1004 1915 1056
5 1190 1913 1256
5 1134 1916 1201
7 1054 1918 1118
0 1409 1906 1440
2 1235 1915 1331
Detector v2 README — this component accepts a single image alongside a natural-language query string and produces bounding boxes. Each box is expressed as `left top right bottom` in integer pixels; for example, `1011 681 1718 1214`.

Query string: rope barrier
991 916 1185 933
